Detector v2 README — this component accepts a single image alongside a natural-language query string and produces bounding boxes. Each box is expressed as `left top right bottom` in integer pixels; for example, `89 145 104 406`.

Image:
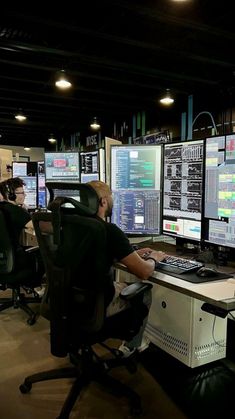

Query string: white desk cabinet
145 283 227 368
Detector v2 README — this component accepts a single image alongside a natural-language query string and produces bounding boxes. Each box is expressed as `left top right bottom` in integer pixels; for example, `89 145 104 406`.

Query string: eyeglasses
15 191 26 195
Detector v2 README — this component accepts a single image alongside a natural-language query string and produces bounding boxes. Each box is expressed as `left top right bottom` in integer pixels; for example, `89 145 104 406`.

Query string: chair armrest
25 246 39 253
120 282 153 301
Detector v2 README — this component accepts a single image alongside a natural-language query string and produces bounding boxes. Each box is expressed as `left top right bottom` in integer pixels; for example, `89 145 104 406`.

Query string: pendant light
90 117 101 130
159 89 175 105
55 70 72 89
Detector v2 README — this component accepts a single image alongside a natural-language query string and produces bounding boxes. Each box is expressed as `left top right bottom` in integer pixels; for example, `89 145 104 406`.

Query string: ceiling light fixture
55 70 72 89
15 110 27 121
90 117 101 130
159 89 175 105
48 134 57 143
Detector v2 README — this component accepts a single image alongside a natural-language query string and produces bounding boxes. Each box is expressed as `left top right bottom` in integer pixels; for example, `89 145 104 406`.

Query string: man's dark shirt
0 201 32 271
0 201 31 246
99 218 134 306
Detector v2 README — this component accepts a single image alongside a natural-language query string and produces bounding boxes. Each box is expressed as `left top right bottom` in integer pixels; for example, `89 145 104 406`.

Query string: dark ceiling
0 1 235 149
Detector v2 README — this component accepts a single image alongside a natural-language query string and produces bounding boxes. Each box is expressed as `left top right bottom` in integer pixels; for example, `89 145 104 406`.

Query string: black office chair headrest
47 184 100 245
46 182 99 214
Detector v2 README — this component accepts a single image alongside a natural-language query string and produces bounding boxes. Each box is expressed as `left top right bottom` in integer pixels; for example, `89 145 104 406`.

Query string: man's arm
120 250 166 280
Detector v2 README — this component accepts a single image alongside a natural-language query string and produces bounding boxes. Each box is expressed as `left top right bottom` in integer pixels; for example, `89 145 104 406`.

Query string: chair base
19 345 142 418
0 287 40 325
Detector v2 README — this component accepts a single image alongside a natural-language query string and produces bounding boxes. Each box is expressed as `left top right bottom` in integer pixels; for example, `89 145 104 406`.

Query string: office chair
0 204 41 325
19 183 152 418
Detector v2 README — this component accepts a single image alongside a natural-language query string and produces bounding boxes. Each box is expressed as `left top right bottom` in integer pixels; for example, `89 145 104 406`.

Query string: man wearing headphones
0 177 42 278
0 177 33 234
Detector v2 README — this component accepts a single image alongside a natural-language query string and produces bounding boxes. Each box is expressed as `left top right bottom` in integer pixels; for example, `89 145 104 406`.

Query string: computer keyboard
156 255 204 275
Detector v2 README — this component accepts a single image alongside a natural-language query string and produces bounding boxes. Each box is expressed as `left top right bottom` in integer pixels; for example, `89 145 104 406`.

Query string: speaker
5 182 16 201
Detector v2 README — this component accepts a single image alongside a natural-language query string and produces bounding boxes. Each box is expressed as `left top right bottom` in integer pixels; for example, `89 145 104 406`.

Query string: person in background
87 180 167 358
0 177 44 284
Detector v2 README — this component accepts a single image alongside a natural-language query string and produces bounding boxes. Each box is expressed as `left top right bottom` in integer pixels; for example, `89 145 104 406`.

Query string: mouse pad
157 270 232 283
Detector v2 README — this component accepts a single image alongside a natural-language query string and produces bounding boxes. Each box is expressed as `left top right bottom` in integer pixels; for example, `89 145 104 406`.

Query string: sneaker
118 342 136 358
137 335 150 353
34 285 46 298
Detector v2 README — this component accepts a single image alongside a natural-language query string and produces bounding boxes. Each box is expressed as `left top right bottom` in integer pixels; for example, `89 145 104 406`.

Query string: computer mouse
196 267 218 278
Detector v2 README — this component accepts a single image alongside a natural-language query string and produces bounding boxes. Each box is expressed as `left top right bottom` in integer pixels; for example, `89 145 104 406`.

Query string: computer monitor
37 161 47 208
204 134 235 249
44 152 80 182
12 162 27 177
110 144 162 236
80 149 105 183
21 176 37 209
162 139 204 242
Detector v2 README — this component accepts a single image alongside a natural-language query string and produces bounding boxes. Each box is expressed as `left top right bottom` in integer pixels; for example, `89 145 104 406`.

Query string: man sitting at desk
87 180 167 357
0 177 43 283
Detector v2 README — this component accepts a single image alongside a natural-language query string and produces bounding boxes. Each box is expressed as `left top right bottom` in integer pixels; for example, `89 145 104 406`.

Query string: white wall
0 145 44 162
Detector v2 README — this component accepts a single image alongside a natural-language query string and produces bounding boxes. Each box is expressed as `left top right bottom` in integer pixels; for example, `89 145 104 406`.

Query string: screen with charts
110 144 162 236
21 176 37 209
204 134 235 248
162 139 204 241
44 152 80 181
80 149 106 183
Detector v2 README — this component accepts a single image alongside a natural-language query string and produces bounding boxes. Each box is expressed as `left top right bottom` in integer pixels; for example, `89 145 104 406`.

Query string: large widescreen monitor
110 144 162 236
44 152 80 182
162 139 204 242
204 134 235 249
80 149 105 183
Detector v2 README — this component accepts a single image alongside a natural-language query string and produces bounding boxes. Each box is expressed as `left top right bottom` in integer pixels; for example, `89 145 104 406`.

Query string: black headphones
5 182 16 201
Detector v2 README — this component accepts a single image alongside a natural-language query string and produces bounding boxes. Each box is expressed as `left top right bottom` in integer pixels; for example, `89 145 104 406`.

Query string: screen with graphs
204 134 235 248
110 144 162 236
44 152 80 181
162 139 204 241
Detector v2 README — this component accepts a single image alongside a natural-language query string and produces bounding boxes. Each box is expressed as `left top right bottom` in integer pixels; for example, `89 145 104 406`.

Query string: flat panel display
44 152 79 181
12 162 27 177
162 139 204 241
21 176 37 209
80 150 99 183
204 134 235 248
110 144 162 236
37 161 47 208
80 149 106 183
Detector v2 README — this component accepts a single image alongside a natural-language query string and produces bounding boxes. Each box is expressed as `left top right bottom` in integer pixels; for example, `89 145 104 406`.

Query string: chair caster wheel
19 382 32 393
27 317 36 325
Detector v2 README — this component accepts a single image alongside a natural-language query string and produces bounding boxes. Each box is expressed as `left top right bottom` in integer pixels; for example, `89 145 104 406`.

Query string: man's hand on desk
136 248 167 263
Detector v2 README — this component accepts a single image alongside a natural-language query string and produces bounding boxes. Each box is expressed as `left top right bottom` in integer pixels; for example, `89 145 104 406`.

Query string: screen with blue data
21 176 37 209
110 144 162 236
37 161 47 208
204 134 235 248
162 139 204 242
44 152 79 181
